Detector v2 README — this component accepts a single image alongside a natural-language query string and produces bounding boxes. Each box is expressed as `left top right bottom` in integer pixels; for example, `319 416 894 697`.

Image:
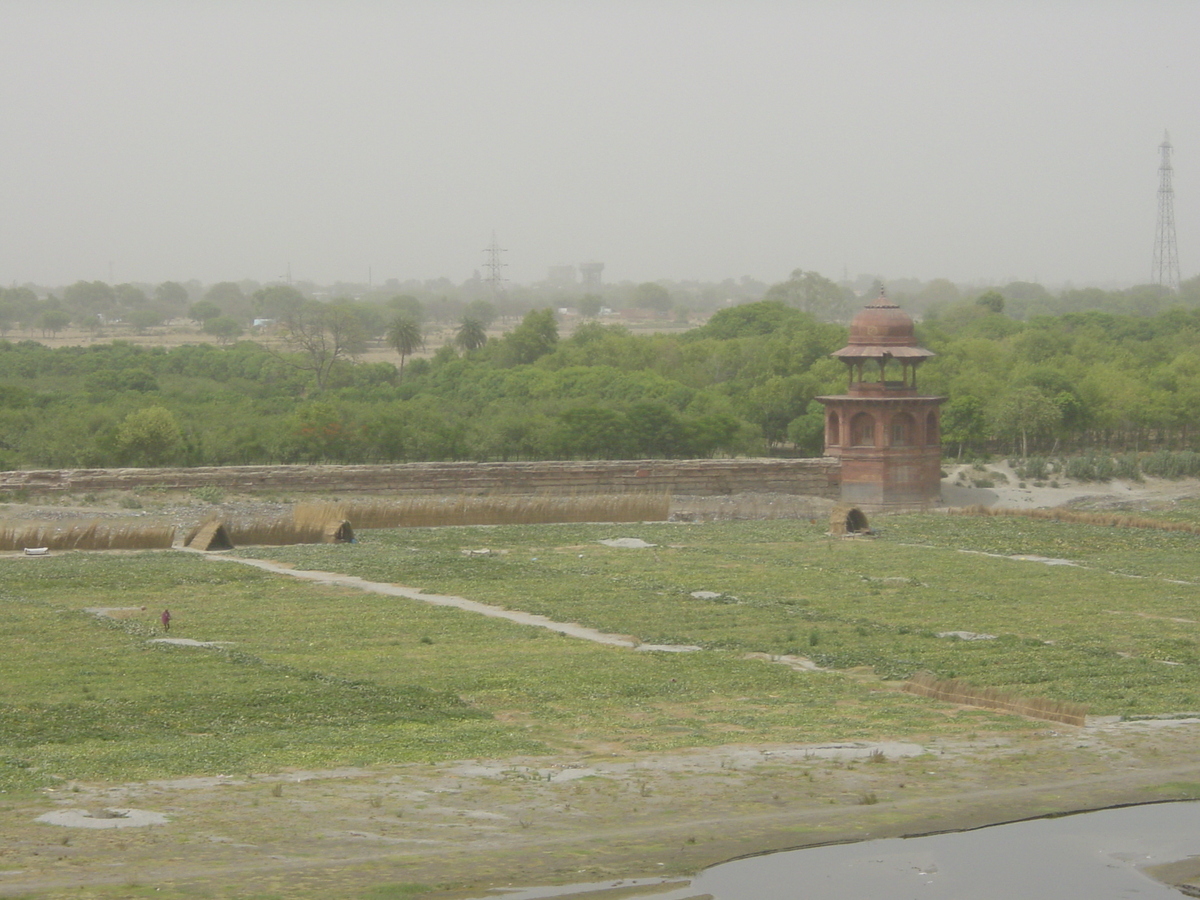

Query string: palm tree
455 316 488 352
385 316 424 378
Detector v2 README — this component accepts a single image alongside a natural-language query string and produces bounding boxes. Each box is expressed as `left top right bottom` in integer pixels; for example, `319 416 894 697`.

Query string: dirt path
206 555 703 653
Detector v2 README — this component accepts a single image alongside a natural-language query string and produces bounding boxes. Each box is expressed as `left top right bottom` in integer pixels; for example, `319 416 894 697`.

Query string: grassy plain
240 514 1200 715
3 510 1200 897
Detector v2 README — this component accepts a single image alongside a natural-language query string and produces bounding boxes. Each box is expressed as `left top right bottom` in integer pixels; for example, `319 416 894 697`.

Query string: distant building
579 262 605 291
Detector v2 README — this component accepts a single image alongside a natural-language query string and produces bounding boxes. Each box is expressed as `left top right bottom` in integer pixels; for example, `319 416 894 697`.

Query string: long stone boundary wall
0 458 841 499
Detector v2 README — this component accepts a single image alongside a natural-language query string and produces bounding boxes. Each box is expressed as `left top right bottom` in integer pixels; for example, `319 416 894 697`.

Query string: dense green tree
786 404 827 455
502 309 558 366
63 281 116 313
763 270 851 320
744 375 812 446
913 278 961 312
114 283 149 310
633 282 673 314
115 406 183 466
189 300 222 323
625 399 686 457
37 309 71 336
989 386 1061 457
0 287 38 333
128 309 165 331
940 394 987 459
554 405 628 458
976 290 1005 314
203 316 244 344
279 400 359 462
155 281 190 308
578 294 603 318
253 285 306 321
205 282 245 308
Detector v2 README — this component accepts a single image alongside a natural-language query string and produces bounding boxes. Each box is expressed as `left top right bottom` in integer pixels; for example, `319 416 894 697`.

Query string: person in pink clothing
161 609 171 632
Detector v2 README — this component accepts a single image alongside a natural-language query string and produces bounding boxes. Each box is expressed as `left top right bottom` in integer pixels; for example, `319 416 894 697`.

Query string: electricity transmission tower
1153 130 1181 291
483 232 507 300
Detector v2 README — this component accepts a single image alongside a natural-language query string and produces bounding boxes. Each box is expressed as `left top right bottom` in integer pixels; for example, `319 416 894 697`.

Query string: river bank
6 715 1200 898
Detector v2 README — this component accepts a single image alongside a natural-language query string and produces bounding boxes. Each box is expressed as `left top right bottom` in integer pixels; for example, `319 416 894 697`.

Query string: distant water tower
579 262 605 292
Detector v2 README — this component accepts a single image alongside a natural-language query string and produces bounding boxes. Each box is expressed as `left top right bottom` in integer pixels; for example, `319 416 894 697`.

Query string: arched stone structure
817 292 945 508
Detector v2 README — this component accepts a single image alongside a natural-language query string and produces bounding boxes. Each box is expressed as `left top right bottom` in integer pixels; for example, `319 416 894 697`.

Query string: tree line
1 273 1200 470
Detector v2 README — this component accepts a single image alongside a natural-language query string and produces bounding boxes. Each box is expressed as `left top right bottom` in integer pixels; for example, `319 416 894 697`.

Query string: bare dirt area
4 721 1200 899
5 476 1200 897
940 461 1200 512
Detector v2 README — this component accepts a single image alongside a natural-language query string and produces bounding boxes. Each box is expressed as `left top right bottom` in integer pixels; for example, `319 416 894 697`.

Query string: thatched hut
323 519 355 543
829 503 870 536
185 520 234 551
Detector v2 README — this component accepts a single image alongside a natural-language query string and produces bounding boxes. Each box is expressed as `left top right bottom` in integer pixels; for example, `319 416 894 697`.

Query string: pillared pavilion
817 292 945 508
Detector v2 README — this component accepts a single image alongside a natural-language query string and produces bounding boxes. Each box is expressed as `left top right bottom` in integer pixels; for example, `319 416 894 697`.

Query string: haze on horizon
1 0 1196 292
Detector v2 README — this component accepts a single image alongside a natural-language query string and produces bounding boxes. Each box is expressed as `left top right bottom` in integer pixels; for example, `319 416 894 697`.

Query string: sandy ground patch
146 637 235 648
5 721 1200 898
35 809 169 829
940 461 1200 511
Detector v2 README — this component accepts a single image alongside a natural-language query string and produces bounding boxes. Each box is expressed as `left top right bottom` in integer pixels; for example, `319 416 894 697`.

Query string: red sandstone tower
817 292 945 508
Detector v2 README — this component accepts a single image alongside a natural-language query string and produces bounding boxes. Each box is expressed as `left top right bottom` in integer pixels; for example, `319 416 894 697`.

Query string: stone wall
0 458 841 499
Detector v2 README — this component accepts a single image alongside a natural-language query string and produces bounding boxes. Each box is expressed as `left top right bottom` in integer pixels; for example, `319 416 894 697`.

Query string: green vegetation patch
7 512 1200 792
0 553 539 792
238 516 1200 718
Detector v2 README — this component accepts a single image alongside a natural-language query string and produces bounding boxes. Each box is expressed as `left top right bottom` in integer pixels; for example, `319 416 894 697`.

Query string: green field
4 513 1200 795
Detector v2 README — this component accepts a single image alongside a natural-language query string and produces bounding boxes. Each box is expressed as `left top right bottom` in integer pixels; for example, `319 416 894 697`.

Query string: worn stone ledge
0 458 841 499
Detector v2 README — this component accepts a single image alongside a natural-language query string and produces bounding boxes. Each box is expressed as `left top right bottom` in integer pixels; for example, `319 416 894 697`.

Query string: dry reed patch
904 671 1088 726
185 506 354 548
671 492 834 522
950 504 1200 535
0 520 175 551
296 492 670 529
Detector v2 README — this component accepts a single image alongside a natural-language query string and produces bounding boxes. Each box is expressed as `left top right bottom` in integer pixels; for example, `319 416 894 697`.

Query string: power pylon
1153 130 1181 291
483 232 507 300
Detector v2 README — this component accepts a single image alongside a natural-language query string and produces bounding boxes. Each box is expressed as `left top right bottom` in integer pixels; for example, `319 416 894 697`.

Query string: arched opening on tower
890 412 916 447
827 411 841 447
850 412 876 447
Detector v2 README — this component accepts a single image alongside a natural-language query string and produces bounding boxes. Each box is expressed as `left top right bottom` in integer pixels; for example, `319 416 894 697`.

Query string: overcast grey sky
1 1 1196 290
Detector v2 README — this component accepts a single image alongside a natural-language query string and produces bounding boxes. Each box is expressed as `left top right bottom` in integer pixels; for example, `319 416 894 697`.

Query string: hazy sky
1 1 1197 290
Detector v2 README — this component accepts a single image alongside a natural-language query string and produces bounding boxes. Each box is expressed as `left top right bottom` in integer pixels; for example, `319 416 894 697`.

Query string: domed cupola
831 290 934 392
846 292 920 347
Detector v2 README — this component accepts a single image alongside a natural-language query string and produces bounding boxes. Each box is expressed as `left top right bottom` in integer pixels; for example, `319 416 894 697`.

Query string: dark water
473 801 1200 900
